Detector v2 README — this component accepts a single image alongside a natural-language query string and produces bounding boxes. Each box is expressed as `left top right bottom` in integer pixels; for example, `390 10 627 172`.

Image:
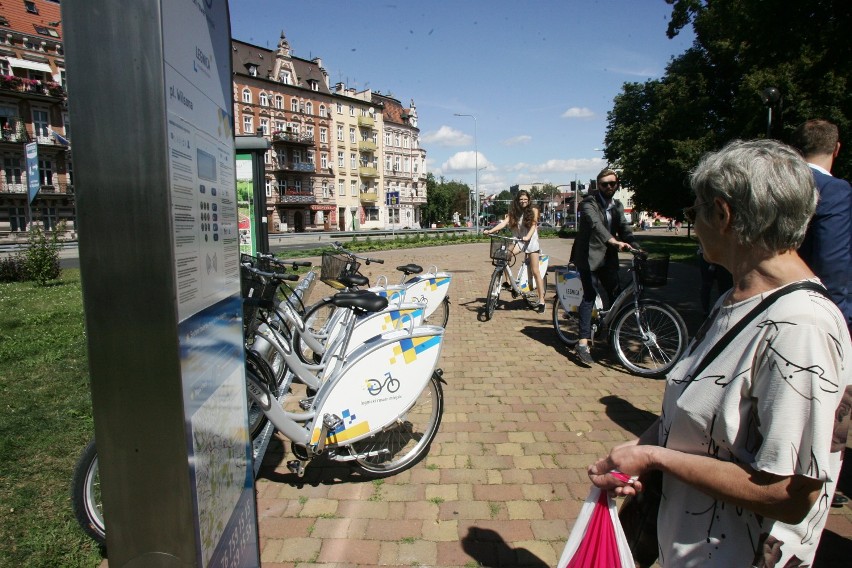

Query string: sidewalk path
254 240 852 567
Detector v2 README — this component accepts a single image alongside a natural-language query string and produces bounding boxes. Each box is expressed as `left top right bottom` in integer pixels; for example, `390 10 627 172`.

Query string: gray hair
690 139 817 252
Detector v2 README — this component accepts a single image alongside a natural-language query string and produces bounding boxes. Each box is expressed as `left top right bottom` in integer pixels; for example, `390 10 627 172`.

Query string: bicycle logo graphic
367 372 400 396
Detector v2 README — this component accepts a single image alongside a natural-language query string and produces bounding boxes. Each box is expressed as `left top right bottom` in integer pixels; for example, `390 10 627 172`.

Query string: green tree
605 0 852 215
423 173 471 226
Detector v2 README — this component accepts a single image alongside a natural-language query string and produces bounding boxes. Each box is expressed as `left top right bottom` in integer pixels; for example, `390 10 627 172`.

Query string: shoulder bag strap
685 281 831 383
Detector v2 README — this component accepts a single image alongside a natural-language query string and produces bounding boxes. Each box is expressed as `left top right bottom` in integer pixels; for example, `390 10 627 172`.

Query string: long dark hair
508 190 536 229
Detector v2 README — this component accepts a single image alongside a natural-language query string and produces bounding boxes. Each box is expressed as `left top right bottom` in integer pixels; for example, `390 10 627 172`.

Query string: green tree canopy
605 0 852 216
423 173 471 225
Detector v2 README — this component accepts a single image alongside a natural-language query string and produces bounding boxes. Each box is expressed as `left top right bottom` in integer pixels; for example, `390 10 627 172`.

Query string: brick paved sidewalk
253 240 851 567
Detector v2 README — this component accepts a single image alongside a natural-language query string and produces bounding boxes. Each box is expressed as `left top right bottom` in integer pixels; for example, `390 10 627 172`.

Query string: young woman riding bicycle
483 189 547 312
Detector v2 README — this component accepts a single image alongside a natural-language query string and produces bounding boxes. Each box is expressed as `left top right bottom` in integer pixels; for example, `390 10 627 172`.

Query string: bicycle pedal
298 397 314 410
286 460 306 477
323 413 343 430
501 282 512 291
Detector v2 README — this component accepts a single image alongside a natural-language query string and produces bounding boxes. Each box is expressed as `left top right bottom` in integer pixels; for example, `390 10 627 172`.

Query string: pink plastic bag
558 486 636 568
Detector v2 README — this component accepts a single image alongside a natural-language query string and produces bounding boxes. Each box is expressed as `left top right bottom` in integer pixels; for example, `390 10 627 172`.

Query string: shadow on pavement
814 529 852 567
599 395 659 438
460 527 549 568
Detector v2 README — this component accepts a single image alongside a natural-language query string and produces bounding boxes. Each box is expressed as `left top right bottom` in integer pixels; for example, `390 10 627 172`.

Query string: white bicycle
482 235 549 321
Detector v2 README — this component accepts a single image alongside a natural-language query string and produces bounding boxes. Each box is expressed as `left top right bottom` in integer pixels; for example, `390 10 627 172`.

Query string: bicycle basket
489 236 514 262
240 266 277 334
636 253 670 287
320 252 361 289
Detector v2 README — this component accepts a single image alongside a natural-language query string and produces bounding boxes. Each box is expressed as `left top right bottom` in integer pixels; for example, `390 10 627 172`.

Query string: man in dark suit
570 168 636 364
792 119 852 507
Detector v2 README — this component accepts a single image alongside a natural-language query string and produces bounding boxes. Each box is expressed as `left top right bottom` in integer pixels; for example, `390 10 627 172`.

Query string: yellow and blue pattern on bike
517 254 549 293
390 334 442 364
373 288 404 305
379 307 424 332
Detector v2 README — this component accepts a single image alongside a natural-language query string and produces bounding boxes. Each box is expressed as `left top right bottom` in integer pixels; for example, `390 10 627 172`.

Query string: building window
350 180 357 196
32 109 49 139
394 156 401 172
320 127 327 143
305 125 314 139
265 178 273 197
336 102 343 114
338 179 344 197
25 1 38 15
394 133 401 147
275 95 283 109
336 125 343 141
322 181 329 198
280 70 291 85
365 207 379 221
247 65 257 77
349 127 356 143
349 105 355 117
243 116 253 133
40 207 57 231
275 120 285 132
38 158 53 186
319 105 327 118
291 98 299 112
8 207 25 231
403 157 410 173
259 92 268 106
385 132 391 146
350 153 357 169
260 118 268 135
337 151 344 168
242 89 251 103
403 135 410 149
320 153 328 169
307 149 314 165
4 156 22 184
305 102 313 115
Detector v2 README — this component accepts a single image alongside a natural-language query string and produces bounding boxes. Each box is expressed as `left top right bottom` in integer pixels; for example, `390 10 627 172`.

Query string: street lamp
760 87 782 138
454 113 479 232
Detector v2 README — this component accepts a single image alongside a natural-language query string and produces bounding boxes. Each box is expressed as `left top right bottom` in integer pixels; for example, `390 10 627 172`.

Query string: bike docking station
65 1 261 567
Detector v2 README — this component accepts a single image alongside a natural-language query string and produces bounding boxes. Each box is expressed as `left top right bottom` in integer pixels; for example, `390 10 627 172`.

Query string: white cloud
561 107 595 119
502 135 532 146
421 125 472 146
442 151 491 172
528 158 605 174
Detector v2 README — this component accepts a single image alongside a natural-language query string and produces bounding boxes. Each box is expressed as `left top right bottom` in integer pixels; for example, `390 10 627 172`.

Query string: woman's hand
588 443 657 496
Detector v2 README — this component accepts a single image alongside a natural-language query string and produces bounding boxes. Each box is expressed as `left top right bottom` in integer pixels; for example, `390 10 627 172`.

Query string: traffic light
570 181 576 192
589 179 597 191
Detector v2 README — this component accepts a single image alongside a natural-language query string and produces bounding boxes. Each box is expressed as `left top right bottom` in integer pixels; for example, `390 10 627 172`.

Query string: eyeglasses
599 181 618 189
683 201 709 223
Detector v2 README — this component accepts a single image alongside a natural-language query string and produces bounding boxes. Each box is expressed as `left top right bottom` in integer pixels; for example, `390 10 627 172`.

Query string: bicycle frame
554 266 637 335
505 254 549 297
246 324 444 453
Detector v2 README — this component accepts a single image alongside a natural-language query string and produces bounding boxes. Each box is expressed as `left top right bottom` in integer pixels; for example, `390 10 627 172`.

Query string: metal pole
454 113 478 231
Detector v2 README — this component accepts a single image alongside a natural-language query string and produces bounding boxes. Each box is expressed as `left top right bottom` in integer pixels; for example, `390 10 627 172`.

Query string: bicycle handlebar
256 252 313 269
330 241 385 264
240 262 300 282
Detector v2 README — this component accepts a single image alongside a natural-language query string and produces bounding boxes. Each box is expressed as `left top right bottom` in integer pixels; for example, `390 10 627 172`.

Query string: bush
25 223 62 286
0 253 27 282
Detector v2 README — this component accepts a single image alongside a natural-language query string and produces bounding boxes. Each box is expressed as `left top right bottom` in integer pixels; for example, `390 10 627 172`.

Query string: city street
236 240 852 568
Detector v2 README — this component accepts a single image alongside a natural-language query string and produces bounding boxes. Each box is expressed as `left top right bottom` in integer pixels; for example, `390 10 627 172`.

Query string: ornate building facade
0 0 72 239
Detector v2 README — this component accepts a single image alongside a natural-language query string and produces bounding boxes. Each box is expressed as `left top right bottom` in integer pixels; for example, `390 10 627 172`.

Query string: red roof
0 0 63 41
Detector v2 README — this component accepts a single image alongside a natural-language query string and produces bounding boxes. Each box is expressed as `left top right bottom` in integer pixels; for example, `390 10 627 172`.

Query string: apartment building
232 32 426 232
372 92 425 229
0 0 71 239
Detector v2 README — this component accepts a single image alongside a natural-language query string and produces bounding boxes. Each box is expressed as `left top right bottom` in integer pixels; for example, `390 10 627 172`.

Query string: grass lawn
0 231 693 567
0 269 102 567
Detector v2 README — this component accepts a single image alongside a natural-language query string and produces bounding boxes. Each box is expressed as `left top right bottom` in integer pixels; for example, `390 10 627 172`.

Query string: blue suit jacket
799 167 852 330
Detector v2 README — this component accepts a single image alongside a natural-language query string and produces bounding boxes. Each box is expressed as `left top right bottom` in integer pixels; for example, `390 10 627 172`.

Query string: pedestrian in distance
791 118 852 507
484 189 547 313
589 139 852 567
569 168 637 364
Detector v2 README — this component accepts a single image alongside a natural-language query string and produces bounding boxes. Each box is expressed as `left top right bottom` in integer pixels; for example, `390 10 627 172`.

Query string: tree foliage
606 0 852 216
423 173 471 225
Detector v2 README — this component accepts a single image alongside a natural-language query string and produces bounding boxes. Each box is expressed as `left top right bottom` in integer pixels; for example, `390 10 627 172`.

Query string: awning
310 204 335 211
6 57 53 74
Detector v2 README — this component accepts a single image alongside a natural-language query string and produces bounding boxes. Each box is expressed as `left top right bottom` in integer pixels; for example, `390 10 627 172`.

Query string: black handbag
618 281 831 567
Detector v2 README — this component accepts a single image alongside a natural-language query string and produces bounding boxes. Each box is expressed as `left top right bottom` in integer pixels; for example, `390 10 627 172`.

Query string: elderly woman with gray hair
588 139 851 567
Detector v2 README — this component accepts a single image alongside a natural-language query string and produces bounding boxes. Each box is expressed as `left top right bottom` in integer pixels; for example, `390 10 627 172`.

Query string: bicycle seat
396 264 423 275
331 291 389 313
338 273 369 288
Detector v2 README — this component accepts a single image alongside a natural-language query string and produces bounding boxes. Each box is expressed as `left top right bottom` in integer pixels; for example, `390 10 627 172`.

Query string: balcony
359 166 379 178
1 181 74 195
270 130 314 146
272 160 316 173
358 139 377 152
0 76 65 100
357 115 375 128
275 187 316 204
0 117 29 143
360 191 379 203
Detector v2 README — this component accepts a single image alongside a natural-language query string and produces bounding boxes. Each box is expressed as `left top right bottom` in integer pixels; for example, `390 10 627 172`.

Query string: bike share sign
164 0 259 565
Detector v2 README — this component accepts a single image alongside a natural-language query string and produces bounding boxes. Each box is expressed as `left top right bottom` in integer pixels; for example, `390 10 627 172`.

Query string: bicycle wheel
71 439 106 547
484 270 503 320
349 372 444 478
552 298 580 347
611 299 688 378
424 296 450 327
293 299 336 363
246 350 279 439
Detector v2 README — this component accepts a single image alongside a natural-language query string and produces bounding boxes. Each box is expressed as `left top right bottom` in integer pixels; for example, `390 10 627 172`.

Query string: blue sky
230 1 694 196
